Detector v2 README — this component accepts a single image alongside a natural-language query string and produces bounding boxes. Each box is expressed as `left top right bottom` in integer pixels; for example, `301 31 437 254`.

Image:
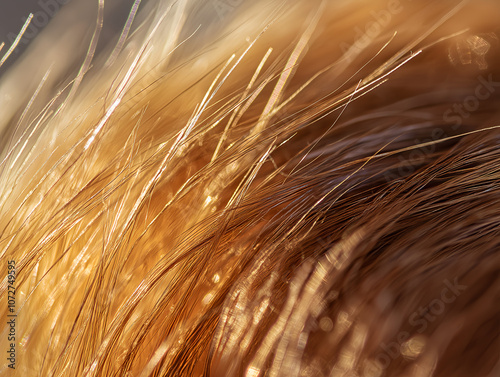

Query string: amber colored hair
0 0 499 376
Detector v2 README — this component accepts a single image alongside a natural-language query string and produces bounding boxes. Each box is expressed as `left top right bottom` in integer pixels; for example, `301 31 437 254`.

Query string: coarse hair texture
0 0 499 376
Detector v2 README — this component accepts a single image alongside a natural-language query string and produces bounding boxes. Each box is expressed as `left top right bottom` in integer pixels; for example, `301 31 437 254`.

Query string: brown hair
0 0 499 375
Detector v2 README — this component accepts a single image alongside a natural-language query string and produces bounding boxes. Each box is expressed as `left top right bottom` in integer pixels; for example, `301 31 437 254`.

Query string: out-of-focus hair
0 0 499 376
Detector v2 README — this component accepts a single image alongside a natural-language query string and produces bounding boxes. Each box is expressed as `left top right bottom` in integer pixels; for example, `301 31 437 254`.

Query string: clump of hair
0 0 499 376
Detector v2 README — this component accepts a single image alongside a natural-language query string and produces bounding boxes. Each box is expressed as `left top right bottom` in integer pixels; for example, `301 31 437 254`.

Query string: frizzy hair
0 0 499 376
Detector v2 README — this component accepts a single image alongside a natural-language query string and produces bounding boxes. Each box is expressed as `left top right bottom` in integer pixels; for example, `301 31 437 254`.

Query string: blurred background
0 0 143 78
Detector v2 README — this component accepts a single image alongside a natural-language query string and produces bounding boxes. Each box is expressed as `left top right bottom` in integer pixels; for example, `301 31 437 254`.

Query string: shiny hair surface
0 0 499 376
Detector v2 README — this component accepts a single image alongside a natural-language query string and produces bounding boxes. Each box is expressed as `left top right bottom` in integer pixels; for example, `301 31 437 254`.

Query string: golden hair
0 0 499 375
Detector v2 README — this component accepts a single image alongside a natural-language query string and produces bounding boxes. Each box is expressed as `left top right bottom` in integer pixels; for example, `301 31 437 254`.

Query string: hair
0 0 499 376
